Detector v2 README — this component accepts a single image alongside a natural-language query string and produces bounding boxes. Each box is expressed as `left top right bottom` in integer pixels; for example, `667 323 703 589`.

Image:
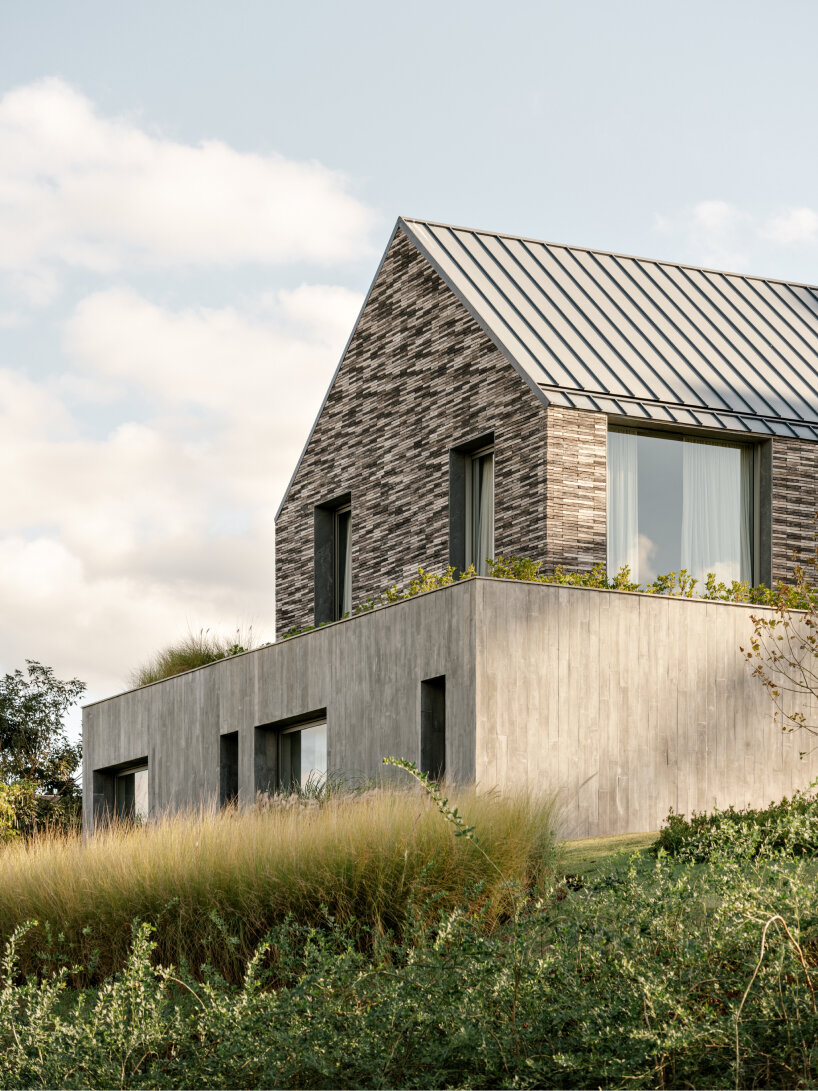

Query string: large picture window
607 428 753 587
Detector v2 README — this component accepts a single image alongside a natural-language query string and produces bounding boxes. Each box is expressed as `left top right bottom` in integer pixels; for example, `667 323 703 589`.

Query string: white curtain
474 452 494 576
606 431 639 579
681 439 750 586
341 515 352 616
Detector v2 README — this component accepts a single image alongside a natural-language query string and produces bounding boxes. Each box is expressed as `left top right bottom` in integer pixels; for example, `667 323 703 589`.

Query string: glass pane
607 430 753 588
279 723 327 791
299 722 327 787
335 509 351 618
471 451 494 576
636 433 683 584
133 768 149 819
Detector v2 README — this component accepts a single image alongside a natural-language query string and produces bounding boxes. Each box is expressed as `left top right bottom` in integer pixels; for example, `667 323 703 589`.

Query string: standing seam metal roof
400 217 818 441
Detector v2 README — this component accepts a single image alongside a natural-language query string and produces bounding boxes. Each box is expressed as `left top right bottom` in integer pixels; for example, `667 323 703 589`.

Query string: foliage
130 627 264 687
0 786 557 984
0 661 84 841
282 554 813 639
0 661 84 792
742 533 818 742
651 781 818 862
2 811 818 1087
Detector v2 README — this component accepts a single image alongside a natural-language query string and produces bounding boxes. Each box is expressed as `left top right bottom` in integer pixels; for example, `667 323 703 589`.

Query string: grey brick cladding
771 437 818 583
275 227 818 635
274 230 608 636
544 406 608 570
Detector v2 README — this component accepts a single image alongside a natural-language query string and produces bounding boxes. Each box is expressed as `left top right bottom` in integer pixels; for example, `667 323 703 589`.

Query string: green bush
283 555 818 639
1 842 816 1088
651 781 818 862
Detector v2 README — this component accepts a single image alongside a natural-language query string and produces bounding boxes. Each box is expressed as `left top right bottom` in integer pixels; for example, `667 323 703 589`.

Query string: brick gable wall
274 230 608 636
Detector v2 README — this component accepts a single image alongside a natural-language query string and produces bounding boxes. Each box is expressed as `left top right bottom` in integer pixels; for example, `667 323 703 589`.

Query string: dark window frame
254 708 328 796
449 432 495 573
606 423 771 587
314 492 352 625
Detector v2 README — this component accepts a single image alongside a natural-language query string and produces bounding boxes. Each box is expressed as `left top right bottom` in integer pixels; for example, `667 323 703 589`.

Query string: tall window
607 428 753 587
314 495 351 625
466 446 494 576
114 764 149 821
334 504 352 619
278 719 327 791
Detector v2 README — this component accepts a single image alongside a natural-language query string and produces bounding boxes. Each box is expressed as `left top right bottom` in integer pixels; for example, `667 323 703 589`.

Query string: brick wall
275 229 607 636
544 406 608 570
275 227 818 634
771 437 818 583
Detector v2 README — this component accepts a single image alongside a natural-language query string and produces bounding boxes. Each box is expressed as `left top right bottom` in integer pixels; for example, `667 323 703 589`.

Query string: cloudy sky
2 0 818 730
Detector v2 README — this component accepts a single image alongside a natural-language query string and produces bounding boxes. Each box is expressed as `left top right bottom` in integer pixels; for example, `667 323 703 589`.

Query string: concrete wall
84 580 818 838
83 582 478 831
474 580 818 837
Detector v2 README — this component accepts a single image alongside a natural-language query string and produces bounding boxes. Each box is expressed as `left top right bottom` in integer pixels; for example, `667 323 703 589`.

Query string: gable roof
401 217 818 441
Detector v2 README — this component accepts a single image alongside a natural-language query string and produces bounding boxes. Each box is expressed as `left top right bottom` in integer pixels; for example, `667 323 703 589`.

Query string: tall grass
0 787 557 982
130 627 260 687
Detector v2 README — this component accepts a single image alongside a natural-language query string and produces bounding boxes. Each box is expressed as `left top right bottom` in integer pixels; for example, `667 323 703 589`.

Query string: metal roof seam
658 262 786 419
503 235 645 399
400 216 818 293
709 274 818 417
442 225 586 389
589 249 730 409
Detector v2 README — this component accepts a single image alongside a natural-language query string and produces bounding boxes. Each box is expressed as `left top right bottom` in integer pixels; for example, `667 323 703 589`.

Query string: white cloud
653 199 751 271
0 533 270 703
0 278 362 697
0 77 377 292
654 199 818 277
760 206 818 245
0 78 378 721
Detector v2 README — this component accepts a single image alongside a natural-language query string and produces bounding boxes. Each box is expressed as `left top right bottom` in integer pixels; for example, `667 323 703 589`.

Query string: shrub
283 555 814 639
2 821 817 1088
651 781 818 861
130 627 262 687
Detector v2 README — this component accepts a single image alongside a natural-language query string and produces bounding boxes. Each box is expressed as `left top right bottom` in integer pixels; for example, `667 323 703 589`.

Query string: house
82 218 818 837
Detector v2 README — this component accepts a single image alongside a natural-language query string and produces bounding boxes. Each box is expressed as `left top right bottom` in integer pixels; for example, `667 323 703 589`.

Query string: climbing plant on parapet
742 525 818 746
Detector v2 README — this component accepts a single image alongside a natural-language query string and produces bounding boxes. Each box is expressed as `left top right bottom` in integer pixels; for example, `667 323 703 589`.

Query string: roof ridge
400 215 818 293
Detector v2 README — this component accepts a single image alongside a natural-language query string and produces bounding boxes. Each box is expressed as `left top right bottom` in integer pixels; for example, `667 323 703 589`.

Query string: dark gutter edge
82 577 788 711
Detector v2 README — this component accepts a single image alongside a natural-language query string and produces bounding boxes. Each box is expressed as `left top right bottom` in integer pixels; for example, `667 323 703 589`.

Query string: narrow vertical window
466 447 494 575
219 731 239 807
420 676 446 781
314 494 351 625
335 504 352 619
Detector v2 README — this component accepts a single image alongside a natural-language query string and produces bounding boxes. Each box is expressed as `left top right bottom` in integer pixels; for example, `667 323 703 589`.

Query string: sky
2 0 818 734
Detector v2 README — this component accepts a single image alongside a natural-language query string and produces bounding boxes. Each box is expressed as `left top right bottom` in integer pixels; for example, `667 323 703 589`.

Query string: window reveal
466 447 494 576
278 720 327 791
114 765 149 821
